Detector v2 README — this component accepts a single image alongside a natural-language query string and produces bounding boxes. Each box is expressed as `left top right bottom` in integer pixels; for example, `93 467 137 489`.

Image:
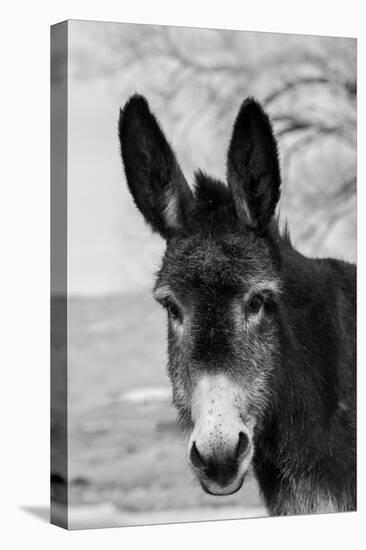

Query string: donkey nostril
236 432 249 459
190 442 206 469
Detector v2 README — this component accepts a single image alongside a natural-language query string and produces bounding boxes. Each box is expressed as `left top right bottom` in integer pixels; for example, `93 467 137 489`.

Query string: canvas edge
50 19 69 530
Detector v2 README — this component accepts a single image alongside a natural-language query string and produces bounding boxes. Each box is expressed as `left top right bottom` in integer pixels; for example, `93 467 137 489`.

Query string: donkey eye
165 300 182 322
247 293 264 315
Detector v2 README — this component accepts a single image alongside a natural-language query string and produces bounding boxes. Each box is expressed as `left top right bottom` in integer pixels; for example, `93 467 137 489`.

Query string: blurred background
52 20 356 528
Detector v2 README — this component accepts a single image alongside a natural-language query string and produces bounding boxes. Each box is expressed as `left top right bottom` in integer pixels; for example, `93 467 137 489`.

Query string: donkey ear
118 94 193 238
226 98 281 231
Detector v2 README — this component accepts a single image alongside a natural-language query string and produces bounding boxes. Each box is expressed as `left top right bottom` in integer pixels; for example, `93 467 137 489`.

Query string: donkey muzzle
188 374 254 496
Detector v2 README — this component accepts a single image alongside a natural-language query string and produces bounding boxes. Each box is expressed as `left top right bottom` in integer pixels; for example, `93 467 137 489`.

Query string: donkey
118 94 356 516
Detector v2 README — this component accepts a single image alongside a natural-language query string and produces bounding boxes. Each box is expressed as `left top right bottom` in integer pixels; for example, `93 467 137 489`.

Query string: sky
67 67 165 295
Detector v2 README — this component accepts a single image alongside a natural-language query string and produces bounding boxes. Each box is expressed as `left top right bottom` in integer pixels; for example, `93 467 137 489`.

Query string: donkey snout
188 374 254 495
188 430 252 495
190 431 249 468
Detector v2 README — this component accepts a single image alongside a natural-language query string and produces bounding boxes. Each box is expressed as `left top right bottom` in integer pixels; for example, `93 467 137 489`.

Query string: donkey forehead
157 235 279 293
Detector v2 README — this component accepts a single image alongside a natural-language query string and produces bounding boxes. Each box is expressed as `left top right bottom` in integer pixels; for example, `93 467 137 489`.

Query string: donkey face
119 95 282 496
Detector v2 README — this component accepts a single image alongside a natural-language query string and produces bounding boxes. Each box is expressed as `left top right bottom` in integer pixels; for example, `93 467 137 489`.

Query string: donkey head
119 95 282 496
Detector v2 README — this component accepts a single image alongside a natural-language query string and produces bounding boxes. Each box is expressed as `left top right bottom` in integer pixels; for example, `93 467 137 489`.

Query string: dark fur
118 94 356 515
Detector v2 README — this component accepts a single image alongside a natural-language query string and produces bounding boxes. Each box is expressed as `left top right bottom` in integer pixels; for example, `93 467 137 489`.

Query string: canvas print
51 20 356 530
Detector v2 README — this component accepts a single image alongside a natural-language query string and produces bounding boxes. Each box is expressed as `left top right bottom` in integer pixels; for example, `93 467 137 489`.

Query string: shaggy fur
118 94 356 515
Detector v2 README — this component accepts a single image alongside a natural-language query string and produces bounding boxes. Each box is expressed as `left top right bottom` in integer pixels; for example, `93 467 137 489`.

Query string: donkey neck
253 247 356 514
